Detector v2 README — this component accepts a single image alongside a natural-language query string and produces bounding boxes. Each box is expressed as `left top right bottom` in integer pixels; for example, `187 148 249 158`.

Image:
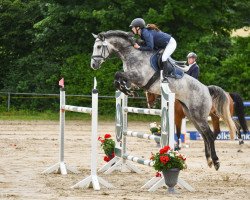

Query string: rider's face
132 27 141 35
188 57 196 65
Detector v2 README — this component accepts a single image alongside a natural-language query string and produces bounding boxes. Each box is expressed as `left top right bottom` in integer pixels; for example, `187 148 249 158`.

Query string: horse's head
91 33 113 70
91 31 136 70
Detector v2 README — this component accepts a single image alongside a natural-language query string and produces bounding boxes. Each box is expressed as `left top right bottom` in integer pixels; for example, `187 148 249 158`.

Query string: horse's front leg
114 71 139 96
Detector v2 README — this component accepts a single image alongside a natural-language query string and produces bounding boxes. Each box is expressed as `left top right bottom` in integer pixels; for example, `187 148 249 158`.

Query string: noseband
91 39 110 62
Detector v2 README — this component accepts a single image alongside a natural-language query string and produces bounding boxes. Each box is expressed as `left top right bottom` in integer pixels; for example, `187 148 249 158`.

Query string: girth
141 71 160 90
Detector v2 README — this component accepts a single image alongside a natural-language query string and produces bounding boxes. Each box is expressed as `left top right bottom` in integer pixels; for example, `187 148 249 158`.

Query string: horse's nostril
92 63 96 68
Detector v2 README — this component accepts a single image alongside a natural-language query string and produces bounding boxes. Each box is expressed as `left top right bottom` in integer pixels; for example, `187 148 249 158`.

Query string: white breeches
162 37 177 62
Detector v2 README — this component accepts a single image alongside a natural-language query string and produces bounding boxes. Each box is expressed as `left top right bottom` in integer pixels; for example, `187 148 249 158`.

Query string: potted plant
149 122 161 147
150 145 187 193
98 133 115 162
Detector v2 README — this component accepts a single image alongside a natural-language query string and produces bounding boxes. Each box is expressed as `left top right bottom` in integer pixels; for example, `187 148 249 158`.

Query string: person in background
185 52 199 79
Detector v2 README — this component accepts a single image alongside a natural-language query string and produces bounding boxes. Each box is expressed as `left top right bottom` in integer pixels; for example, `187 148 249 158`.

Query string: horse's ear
98 33 105 41
92 33 98 38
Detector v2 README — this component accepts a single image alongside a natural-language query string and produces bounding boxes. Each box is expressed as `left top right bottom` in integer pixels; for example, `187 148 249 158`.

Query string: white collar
188 62 196 67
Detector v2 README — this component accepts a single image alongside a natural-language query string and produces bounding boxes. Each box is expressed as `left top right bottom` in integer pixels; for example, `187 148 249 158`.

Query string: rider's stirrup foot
162 77 169 83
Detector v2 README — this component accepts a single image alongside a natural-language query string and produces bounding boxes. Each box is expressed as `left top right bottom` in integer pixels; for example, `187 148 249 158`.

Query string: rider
186 52 199 79
129 18 178 82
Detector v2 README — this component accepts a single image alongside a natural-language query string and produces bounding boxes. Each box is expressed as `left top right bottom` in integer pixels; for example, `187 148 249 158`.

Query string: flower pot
162 168 180 193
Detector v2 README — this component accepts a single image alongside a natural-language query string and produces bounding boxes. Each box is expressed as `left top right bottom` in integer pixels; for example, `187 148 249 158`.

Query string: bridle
91 36 134 62
91 39 110 62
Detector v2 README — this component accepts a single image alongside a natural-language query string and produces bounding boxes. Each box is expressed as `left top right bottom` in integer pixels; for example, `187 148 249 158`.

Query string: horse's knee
114 80 120 89
115 71 122 80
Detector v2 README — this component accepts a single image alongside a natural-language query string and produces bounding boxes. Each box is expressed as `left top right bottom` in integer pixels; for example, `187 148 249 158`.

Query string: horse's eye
97 45 101 49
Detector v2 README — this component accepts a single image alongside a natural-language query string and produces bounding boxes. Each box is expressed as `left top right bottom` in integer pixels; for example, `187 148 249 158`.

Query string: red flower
104 156 111 162
98 136 104 143
155 172 162 177
104 134 111 139
179 155 186 160
159 146 170 154
159 155 170 164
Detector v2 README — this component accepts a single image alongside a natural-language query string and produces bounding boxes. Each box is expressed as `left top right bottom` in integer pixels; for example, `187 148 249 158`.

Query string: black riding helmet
129 18 146 28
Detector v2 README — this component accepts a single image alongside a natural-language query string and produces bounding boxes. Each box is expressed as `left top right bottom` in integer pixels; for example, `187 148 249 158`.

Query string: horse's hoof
174 145 181 151
239 140 244 145
207 158 213 168
214 161 220 171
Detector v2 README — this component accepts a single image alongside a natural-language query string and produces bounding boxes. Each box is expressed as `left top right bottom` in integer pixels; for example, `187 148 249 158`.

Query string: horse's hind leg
194 119 219 170
181 104 215 167
210 111 220 139
193 121 216 168
175 100 185 150
181 103 219 170
198 121 220 170
145 92 159 108
204 141 213 168
235 121 244 145
175 116 182 150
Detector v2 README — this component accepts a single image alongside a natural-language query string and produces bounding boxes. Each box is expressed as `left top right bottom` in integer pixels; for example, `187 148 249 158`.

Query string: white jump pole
71 78 114 190
42 84 77 175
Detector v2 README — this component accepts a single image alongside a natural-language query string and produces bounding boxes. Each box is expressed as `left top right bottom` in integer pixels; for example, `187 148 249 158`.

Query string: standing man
185 52 199 79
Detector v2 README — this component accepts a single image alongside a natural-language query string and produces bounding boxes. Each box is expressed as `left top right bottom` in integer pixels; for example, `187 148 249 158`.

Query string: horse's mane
99 30 130 39
98 30 135 45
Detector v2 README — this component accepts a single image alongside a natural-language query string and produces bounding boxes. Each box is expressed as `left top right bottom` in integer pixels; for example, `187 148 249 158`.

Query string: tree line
0 0 249 112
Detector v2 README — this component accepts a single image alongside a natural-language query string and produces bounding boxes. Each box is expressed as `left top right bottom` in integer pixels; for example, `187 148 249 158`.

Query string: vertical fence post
7 92 10 111
60 88 65 165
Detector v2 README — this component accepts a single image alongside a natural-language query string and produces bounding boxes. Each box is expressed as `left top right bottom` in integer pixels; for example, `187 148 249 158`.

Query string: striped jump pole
125 131 161 143
99 82 172 178
43 78 113 190
98 81 194 192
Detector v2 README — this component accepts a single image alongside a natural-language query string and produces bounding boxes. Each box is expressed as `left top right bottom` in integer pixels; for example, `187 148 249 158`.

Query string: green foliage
98 134 115 157
217 37 250 99
0 0 249 113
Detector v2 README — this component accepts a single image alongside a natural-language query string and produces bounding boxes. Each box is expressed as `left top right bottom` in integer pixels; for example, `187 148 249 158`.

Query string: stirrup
162 77 169 83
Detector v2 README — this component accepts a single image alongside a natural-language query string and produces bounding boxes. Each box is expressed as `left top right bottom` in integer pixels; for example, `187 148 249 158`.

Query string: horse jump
43 78 113 191
99 82 194 192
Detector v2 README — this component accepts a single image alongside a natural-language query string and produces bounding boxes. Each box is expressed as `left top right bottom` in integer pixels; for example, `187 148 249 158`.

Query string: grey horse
90 30 236 170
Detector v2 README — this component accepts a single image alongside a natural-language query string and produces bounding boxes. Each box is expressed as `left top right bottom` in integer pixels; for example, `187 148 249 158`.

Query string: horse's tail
229 92 249 133
208 85 237 140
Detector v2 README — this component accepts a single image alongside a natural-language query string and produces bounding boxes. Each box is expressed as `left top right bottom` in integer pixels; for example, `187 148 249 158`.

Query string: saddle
142 50 186 90
142 50 185 90
150 50 186 78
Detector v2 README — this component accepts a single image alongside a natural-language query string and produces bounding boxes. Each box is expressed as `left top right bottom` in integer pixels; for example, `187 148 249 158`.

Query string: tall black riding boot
162 61 176 82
